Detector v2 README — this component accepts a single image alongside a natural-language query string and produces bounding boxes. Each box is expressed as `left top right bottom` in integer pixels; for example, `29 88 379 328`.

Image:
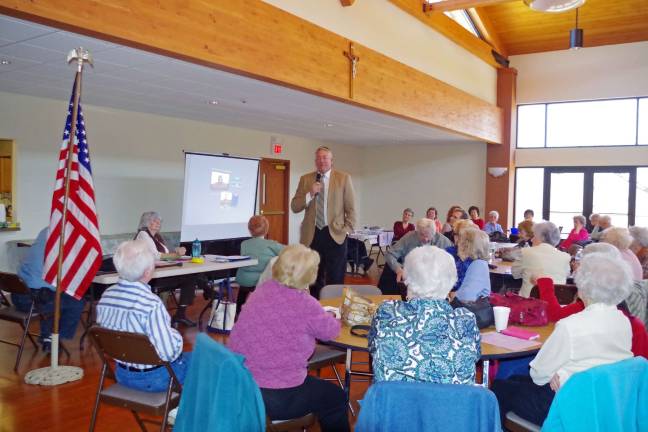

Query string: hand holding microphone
310 172 322 197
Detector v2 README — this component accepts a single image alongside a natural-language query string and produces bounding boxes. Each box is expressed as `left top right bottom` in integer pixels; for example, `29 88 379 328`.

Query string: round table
320 295 554 390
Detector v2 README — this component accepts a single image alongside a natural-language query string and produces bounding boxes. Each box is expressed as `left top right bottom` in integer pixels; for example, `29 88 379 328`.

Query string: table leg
344 348 352 404
482 359 490 388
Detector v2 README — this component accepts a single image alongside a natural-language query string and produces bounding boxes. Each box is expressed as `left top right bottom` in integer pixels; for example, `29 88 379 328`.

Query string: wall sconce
488 167 508 178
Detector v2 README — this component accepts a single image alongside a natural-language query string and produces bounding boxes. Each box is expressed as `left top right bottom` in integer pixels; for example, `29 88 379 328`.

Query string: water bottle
192 238 201 258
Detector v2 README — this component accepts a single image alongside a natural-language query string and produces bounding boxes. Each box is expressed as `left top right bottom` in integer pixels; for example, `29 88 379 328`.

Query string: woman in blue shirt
455 228 492 302
369 245 480 384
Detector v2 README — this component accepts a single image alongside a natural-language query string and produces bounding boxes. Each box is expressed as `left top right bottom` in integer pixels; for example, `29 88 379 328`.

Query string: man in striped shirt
96 239 191 392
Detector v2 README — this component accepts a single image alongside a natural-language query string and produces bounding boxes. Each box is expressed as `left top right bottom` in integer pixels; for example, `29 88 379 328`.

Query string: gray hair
599 215 612 225
416 218 436 234
573 215 586 226
404 246 457 300
602 227 633 250
138 211 161 230
574 253 632 306
582 242 621 260
488 210 499 219
113 240 155 282
457 228 490 261
403 208 414 216
589 213 600 222
629 226 648 248
532 221 561 246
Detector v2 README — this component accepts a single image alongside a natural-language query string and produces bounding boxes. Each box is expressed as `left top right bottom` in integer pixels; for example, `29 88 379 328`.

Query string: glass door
592 171 631 228
547 171 584 234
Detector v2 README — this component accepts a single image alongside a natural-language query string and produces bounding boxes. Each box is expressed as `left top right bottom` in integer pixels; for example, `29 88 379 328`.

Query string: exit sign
272 143 283 155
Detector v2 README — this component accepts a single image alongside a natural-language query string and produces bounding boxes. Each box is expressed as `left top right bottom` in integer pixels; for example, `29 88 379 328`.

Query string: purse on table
450 296 495 329
489 292 548 326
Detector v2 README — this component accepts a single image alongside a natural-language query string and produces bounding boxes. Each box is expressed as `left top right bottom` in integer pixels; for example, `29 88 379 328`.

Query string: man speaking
291 146 356 298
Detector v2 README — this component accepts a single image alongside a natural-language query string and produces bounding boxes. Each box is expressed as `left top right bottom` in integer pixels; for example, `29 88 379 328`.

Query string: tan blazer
290 170 356 246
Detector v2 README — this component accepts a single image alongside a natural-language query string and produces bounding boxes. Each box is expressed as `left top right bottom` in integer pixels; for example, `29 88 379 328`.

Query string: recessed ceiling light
208 100 219 105
0 59 11 65
325 122 334 127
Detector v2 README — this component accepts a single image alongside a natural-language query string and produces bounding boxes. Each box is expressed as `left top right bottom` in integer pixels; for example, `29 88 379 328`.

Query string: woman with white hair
229 244 349 432
135 211 186 259
512 221 571 297
369 245 480 384
493 252 634 425
629 226 648 280
602 227 643 280
560 214 589 251
454 228 491 301
483 210 504 235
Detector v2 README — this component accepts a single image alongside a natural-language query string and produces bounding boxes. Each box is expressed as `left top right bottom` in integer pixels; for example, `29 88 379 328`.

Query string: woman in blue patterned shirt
368 245 481 384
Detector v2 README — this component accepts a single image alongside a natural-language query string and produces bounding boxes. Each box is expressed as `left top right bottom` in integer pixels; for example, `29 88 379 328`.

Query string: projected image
210 171 230 190
219 191 240 208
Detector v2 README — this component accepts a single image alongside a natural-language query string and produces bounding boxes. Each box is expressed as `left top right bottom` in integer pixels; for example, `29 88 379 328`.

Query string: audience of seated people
12 226 85 352
512 221 571 297
369 245 481 384
228 244 349 432
492 252 635 426
560 214 589 251
392 207 415 242
468 205 485 230
235 215 284 315
629 226 648 279
601 226 644 280
425 206 443 234
483 210 504 236
96 240 192 392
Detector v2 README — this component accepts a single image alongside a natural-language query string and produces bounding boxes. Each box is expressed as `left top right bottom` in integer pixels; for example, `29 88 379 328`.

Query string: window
517 97 648 148
423 1 482 39
514 168 544 224
549 172 584 231
637 168 648 227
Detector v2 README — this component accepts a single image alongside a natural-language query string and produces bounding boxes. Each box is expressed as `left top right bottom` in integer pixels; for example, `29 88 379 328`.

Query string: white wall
263 0 497 104
0 91 366 270
358 141 487 228
511 41 648 167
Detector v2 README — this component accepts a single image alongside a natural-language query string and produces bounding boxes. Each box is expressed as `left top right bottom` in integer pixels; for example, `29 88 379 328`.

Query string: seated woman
512 221 571 297
441 205 462 235
602 227 644 280
492 252 634 425
468 205 485 230
425 207 443 234
629 226 648 279
369 245 480 384
445 219 476 292
454 228 491 302
483 210 504 235
228 244 349 432
393 208 415 242
516 219 534 247
135 211 196 326
235 215 284 315
560 214 589 251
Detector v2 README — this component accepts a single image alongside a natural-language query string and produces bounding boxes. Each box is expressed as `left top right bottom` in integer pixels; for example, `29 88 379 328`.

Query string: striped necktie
316 175 325 229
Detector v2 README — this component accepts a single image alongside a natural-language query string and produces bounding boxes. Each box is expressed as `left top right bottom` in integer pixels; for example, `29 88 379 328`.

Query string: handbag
340 287 377 327
450 296 494 329
489 292 548 326
207 279 237 333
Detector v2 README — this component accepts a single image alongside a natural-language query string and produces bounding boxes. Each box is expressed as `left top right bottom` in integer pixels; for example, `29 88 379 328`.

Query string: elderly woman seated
515 219 534 247
602 227 643 280
629 226 648 280
493 252 634 425
369 245 481 384
483 210 504 235
454 228 492 302
512 221 571 298
235 215 284 314
393 207 415 241
560 214 589 251
228 244 349 432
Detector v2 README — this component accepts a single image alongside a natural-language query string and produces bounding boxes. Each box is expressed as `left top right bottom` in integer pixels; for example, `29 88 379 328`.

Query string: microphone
314 172 322 196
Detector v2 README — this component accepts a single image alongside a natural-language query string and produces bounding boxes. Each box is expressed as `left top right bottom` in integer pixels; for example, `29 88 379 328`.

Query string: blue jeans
11 289 85 340
115 352 192 392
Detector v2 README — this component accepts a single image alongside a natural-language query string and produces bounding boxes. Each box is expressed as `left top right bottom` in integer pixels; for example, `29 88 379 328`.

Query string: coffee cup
493 306 511 332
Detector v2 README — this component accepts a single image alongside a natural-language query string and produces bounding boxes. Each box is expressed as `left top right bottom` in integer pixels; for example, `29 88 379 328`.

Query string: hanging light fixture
569 8 583 49
524 0 585 13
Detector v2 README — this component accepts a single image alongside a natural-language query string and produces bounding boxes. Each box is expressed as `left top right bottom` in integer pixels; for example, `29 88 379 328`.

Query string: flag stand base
24 366 83 386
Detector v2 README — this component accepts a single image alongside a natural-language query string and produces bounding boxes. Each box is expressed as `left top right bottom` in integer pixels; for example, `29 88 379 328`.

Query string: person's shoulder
331 169 352 180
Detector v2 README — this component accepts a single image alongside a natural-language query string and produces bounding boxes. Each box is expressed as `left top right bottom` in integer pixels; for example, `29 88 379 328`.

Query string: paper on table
481 331 541 351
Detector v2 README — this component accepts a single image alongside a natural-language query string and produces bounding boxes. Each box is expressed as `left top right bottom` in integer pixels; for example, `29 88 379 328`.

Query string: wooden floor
0 270 380 432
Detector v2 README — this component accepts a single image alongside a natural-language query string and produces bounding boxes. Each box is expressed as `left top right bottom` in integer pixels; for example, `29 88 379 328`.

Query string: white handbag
207 298 236 333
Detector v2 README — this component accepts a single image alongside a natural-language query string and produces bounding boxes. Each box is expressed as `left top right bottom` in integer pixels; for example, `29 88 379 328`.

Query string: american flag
43 78 102 300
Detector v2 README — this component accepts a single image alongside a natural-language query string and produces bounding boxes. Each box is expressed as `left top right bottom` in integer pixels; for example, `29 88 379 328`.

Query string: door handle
262 173 267 205
261 210 284 216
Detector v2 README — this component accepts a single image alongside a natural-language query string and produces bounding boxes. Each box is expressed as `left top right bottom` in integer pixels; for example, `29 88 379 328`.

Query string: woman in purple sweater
229 244 349 432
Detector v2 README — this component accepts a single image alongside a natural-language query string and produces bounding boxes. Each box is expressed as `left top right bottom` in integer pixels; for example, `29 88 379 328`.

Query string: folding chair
88 326 182 432
0 272 41 371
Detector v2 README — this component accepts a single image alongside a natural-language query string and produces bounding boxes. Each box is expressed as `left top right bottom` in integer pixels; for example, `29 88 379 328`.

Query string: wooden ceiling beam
340 0 356 6
423 0 515 13
0 0 502 143
468 7 508 56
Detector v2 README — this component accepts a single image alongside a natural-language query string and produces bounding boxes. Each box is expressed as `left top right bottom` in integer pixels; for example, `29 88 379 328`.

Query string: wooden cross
343 42 359 99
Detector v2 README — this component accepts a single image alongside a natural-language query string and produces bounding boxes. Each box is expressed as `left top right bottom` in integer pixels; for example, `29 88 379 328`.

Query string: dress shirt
511 243 571 297
456 259 491 302
620 249 644 281
17 227 55 290
305 168 331 226
529 303 632 387
96 280 183 368
135 230 168 260
369 298 480 384
483 222 504 235
385 231 452 272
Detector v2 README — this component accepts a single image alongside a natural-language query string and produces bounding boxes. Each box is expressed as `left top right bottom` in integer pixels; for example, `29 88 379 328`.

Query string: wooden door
259 158 290 244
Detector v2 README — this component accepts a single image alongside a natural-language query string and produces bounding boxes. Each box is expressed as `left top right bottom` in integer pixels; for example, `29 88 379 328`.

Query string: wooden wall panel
0 0 502 142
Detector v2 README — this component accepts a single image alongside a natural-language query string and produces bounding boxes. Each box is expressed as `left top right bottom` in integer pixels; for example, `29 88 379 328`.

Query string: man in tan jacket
291 146 356 298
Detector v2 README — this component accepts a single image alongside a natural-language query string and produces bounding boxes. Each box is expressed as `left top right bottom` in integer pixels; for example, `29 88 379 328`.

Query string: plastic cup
493 306 511 332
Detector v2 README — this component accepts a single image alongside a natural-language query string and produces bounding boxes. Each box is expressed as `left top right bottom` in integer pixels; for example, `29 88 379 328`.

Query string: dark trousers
261 375 350 432
11 289 84 340
235 285 255 317
492 375 555 426
310 227 347 299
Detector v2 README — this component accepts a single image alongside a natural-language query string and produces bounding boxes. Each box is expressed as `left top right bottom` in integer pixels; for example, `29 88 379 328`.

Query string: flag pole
25 47 93 386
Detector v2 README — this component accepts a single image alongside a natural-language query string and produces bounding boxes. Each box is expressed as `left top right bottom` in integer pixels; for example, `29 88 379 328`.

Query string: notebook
481 332 541 351
501 326 540 341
